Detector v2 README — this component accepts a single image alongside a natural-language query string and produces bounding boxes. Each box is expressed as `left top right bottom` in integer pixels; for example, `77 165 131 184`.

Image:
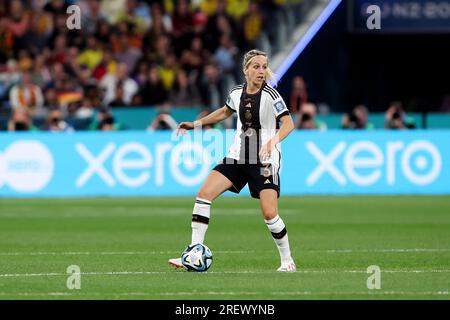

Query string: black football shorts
213 157 280 199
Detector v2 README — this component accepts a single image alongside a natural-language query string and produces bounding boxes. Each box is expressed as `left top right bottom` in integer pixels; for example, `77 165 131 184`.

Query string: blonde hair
242 49 274 81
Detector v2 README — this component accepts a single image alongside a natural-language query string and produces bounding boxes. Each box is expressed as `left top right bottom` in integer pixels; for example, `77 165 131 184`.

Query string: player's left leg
259 189 296 272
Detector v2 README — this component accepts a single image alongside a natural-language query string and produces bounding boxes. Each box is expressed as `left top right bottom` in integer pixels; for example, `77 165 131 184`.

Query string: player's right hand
176 121 194 135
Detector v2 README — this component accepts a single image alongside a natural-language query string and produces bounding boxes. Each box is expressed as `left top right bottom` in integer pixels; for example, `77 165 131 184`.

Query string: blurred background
1 0 448 132
0 0 449 197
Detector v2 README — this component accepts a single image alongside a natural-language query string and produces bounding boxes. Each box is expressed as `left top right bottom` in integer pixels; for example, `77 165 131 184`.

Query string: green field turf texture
0 196 449 300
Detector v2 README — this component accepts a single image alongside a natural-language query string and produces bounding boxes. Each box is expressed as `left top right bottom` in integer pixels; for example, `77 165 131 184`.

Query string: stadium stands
0 0 308 131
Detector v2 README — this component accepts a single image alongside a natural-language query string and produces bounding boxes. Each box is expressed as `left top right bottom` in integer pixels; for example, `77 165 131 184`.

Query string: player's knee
197 189 214 202
262 207 278 220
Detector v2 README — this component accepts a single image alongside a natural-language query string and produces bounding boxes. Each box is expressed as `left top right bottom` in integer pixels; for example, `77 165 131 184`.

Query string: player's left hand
259 142 274 161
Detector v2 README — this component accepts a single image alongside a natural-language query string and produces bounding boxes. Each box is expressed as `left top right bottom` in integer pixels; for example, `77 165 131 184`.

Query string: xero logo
306 140 442 186
0 141 54 192
75 141 211 188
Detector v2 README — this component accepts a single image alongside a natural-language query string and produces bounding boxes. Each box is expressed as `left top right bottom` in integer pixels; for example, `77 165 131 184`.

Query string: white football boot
168 258 184 269
277 259 297 272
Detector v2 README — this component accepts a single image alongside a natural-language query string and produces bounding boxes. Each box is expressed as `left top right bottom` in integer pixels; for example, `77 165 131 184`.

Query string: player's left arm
260 98 295 160
273 113 295 144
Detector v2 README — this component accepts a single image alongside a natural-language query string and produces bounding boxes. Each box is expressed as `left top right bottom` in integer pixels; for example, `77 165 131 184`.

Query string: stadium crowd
0 0 293 131
0 0 418 132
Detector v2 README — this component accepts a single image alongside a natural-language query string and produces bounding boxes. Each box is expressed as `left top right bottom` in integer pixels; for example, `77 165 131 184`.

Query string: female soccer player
169 49 296 272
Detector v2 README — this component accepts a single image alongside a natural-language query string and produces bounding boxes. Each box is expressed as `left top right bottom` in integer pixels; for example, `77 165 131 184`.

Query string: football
181 243 213 272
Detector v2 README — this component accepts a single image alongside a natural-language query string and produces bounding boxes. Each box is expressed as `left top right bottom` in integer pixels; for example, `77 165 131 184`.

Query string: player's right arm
177 105 234 133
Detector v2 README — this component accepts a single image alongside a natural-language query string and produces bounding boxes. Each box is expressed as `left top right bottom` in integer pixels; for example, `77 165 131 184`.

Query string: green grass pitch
0 196 449 300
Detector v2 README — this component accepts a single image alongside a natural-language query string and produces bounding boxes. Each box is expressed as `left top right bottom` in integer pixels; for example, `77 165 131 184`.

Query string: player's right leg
190 170 233 245
259 189 296 272
169 170 233 269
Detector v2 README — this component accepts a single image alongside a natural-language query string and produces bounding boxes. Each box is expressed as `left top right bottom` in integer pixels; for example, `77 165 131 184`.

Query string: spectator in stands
147 34 171 66
78 0 106 35
289 76 308 113
206 0 238 52
227 0 251 21
98 115 116 131
41 108 74 132
296 112 316 130
86 107 121 131
147 2 172 36
240 0 264 50
108 81 128 107
169 69 200 107
78 35 103 71
75 97 95 119
31 54 52 89
94 19 112 46
17 49 33 71
130 92 143 106
0 12 14 60
172 0 193 40
147 110 178 131
22 1 53 53
182 10 214 54
7 107 37 131
296 102 327 130
100 62 138 106
47 34 68 65
342 105 374 130
43 0 68 15
388 102 416 129
214 33 240 82
199 62 224 109
2 0 31 50
181 36 211 75
385 101 416 129
0 60 21 101
133 60 149 87
112 27 143 73
92 49 117 81
43 87 60 111
159 53 179 92
120 0 151 34
140 64 169 106
143 4 172 58
9 70 45 116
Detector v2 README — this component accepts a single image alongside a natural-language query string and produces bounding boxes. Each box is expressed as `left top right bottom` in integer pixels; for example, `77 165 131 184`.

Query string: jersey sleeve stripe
276 110 290 120
263 88 277 100
264 85 281 99
230 84 244 93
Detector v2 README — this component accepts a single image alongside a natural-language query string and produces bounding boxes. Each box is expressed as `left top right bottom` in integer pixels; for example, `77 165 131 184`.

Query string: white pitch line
0 291 448 297
0 250 253 256
0 248 448 256
320 248 450 253
1 269 450 278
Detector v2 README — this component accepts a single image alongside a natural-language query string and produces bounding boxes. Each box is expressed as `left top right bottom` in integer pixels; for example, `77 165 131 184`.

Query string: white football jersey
224 82 290 168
